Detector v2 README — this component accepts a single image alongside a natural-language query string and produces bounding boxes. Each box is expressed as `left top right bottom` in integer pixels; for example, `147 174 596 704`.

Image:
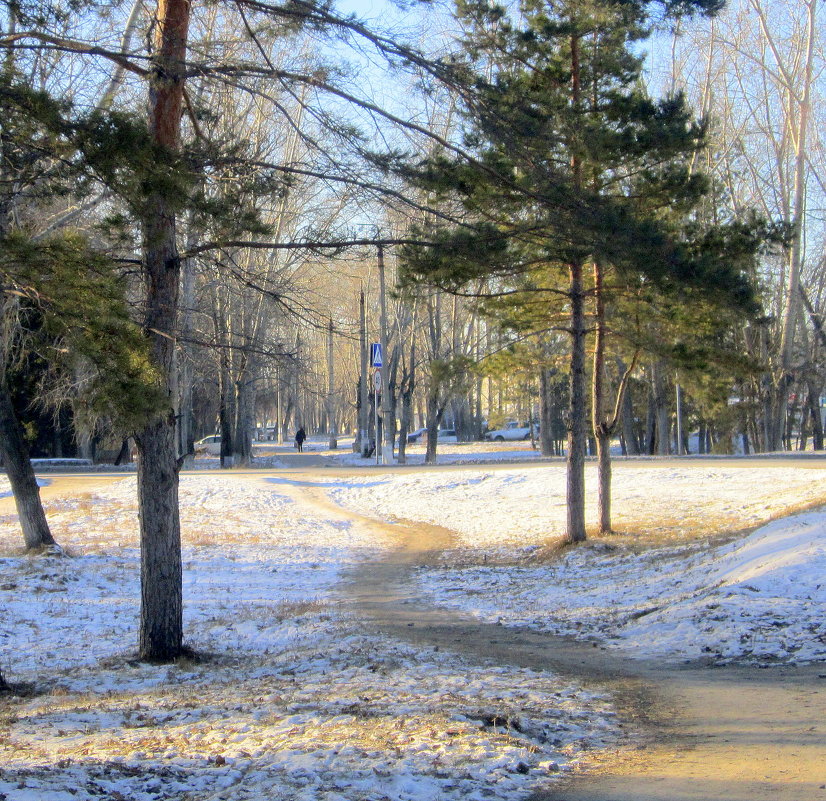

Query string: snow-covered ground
1 457 825 800
327 463 826 664
0 474 616 801
327 462 826 550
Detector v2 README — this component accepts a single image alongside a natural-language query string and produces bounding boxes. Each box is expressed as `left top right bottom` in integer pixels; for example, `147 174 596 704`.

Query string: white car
485 421 533 441
433 429 458 443
194 435 222 456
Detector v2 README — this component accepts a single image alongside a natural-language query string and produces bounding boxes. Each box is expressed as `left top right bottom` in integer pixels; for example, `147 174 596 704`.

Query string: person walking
295 426 306 453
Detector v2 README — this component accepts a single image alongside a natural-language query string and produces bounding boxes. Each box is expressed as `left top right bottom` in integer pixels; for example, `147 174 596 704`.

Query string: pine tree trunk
645 380 656 454
592 261 611 534
136 0 190 663
137 415 182 661
595 430 611 533
0 382 56 550
566 259 587 543
565 33 587 544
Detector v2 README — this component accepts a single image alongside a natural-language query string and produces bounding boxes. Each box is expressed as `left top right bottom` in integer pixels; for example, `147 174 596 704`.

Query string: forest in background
0 0 822 659
2 0 822 466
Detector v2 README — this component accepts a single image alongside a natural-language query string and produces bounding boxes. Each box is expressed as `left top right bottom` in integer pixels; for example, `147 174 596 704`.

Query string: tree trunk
176 228 198 466
0 382 56 550
565 34 587 544
539 366 555 457
619 362 639 455
807 379 823 449
327 318 337 450
136 0 190 663
566 259 587 543
136 414 182 661
591 261 611 534
358 290 369 456
651 362 670 455
281 396 294 444
425 389 444 465
397 339 415 465
233 372 254 466
218 345 234 467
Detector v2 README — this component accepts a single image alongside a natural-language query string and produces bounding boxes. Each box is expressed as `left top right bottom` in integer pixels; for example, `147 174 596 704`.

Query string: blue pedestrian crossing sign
370 343 383 367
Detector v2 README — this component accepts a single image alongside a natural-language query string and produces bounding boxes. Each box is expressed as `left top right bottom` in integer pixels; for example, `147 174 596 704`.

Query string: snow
326 462 826 552
1 455 825 799
327 462 826 664
0 474 616 801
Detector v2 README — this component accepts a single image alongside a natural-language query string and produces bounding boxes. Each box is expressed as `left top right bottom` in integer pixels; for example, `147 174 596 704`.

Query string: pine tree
0 230 164 550
399 0 765 541
0 54 166 551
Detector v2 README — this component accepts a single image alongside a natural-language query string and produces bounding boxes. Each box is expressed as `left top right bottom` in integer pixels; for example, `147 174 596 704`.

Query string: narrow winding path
280 475 826 801
7 464 824 799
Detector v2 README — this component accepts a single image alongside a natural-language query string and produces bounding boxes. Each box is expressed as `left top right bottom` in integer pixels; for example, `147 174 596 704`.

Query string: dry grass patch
606 494 826 549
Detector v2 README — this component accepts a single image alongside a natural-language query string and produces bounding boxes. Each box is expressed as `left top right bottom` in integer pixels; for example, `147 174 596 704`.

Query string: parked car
403 427 427 444
194 435 221 456
485 421 533 441
400 427 458 445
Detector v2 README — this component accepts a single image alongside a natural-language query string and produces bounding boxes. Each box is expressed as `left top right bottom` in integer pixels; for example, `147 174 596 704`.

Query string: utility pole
359 288 369 457
377 244 393 465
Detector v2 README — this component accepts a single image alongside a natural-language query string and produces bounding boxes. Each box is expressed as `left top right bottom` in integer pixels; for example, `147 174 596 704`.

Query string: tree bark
425 388 445 465
564 31 588 543
176 218 200 467
539 366 556 457
807 379 823 450
397 337 415 465
618 360 639 455
566 259 587 543
591 261 611 534
233 371 254 466
651 362 670 455
327 318 337 449
136 0 191 663
0 382 56 550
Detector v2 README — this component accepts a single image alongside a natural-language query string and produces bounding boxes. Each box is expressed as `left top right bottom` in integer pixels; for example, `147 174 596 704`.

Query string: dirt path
279 478 826 801
5 469 824 798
